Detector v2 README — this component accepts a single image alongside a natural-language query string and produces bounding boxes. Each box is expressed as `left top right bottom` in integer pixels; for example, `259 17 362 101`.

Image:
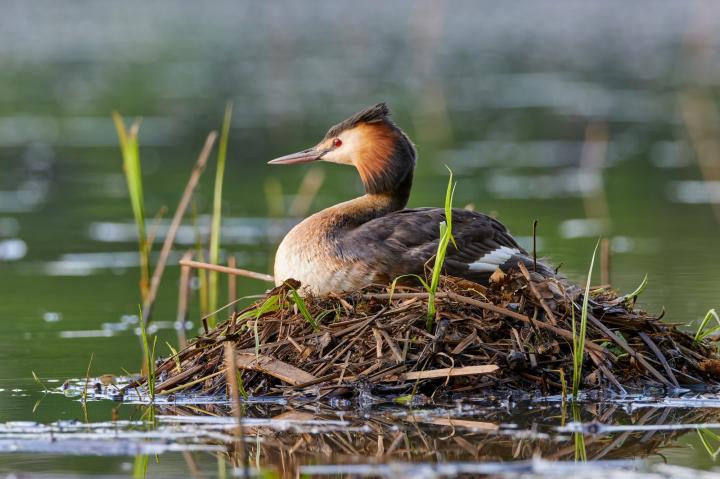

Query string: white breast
273 232 319 289
274 218 376 295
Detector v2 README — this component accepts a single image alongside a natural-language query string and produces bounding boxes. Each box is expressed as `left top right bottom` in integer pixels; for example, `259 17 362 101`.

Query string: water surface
2 1 720 477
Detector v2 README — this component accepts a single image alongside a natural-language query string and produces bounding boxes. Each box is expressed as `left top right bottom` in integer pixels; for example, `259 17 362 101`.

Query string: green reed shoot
574 429 587 462
208 102 234 327
217 456 227 479
389 274 430 301
81 352 94 423
165 342 181 373
236 371 249 401
113 113 150 302
32 371 48 394
572 403 587 462
289 287 319 331
610 273 648 306
624 273 648 304
133 454 149 479
426 167 457 331
572 240 599 398
139 306 157 403
236 293 281 355
549 368 568 405
694 308 720 345
698 427 720 460
31 371 50 414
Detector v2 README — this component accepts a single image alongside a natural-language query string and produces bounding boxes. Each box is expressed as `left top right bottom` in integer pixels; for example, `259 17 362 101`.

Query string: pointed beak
268 147 326 165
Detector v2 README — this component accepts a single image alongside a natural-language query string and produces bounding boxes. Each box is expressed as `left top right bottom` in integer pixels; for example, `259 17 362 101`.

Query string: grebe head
268 103 416 196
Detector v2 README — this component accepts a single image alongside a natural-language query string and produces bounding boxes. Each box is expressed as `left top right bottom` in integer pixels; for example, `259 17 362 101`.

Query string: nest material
145 267 720 399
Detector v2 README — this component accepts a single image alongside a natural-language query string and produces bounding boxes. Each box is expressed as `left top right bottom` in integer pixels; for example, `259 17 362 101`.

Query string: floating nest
143 267 720 400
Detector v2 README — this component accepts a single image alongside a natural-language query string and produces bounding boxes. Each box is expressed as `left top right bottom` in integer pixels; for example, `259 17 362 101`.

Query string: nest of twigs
144 267 720 399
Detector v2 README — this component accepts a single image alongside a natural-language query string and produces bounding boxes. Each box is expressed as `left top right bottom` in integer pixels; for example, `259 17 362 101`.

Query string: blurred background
1 0 720 474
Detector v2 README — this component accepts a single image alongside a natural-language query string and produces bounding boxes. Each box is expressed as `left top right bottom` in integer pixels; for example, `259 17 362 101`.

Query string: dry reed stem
600 238 611 286
235 353 317 386
517 263 557 325
142 132 218 325
179 259 274 283
228 256 238 314
586 314 674 388
176 250 193 349
393 365 498 381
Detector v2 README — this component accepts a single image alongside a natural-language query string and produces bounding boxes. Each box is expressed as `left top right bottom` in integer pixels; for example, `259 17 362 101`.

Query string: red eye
333 138 342 148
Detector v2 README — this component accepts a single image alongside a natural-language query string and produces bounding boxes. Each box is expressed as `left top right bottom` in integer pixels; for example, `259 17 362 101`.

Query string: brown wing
340 207 547 284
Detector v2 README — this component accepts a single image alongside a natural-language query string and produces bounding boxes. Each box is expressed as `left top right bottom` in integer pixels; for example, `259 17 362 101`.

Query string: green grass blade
32 371 49 394
694 308 720 345
236 371 249 400
623 274 648 304
443 165 457 249
208 102 234 328
426 168 456 331
165 341 181 373
572 239 600 398
290 288 319 331
138 305 156 402
572 403 587 462
133 454 149 479
250 294 280 355
389 274 430 301
113 112 149 302
697 427 720 459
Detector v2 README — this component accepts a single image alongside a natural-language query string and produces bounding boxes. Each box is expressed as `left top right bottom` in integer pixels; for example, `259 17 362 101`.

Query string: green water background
1 1 719 475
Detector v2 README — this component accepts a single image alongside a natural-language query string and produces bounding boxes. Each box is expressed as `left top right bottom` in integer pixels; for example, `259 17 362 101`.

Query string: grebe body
269 104 549 295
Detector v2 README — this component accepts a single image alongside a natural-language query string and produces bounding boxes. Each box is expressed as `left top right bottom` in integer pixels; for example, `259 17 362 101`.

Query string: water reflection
0 183 47 213
9 388 720 478
88 217 296 246
671 181 720 204
0 238 27 261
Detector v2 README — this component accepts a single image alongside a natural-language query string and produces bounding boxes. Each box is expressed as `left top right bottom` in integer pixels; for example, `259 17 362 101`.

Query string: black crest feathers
324 103 391 139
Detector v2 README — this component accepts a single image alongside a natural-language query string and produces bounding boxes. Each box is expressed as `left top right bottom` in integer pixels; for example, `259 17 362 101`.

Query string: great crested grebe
269 103 552 295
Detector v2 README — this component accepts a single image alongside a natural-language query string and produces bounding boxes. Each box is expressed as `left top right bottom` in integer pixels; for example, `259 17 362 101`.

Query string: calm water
2 1 720 477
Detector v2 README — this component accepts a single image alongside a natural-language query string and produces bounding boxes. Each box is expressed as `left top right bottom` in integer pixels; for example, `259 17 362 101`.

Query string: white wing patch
468 246 521 272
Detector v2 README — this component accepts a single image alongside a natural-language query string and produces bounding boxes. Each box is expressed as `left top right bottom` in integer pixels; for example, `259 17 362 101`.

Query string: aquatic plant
208 103 234 327
112 113 149 302
289 287 319 331
165 342 182 373
426 167 456 330
133 454 149 479
572 403 587 462
139 306 157 403
81 352 94 423
698 427 720 460
694 308 720 346
31 371 50 414
238 293 281 355
572 240 599 398
624 273 648 305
